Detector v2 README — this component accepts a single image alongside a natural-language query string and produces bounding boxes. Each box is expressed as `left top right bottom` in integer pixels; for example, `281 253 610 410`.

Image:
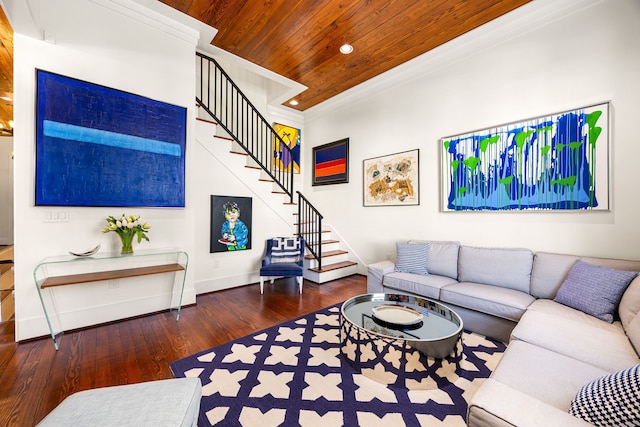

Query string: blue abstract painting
35 70 187 207
441 103 609 211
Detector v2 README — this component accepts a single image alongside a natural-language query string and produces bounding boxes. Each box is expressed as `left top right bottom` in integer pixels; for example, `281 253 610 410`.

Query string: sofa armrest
468 379 590 427
367 260 396 293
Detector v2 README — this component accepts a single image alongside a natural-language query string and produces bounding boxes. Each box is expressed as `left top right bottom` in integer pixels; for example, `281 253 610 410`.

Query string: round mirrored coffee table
340 293 463 389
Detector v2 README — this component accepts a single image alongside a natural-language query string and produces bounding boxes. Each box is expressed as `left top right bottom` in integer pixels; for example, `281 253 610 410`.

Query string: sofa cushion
394 242 429 275
511 299 640 372
490 340 609 412
625 313 640 356
409 240 459 279
530 252 580 299
620 276 640 331
554 260 638 323
468 378 592 427
458 246 533 293
383 272 457 299
532 251 640 302
440 282 535 322
569 364 640 426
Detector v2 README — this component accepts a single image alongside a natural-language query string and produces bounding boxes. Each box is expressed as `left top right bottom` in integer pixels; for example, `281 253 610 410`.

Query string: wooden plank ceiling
160 0 531 111
0 6 13 134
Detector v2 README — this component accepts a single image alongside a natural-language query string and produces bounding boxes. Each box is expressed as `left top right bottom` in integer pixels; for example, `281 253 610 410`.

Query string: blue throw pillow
394 242 429 275
569 364 640 426
554 260 638 323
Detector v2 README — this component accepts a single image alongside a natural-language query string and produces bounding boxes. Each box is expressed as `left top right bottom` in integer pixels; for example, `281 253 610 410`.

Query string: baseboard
17 288 197 343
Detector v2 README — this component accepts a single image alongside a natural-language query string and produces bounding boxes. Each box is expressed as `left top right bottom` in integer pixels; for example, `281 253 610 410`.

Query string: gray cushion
409 240 459 279
512 300 640 373
468 378 593 427
530 252 580 299
491 340 610 412
458 246 533 293
554 260 638 323
37 378 202 426
394 242 429 275
569 364 640 426
620 276 640 330
383 271 457 299
532 252 640 303
624 313 640 357
440 282 535 322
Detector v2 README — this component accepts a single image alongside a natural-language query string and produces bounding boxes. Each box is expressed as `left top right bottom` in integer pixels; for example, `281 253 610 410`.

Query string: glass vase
119 231 135 255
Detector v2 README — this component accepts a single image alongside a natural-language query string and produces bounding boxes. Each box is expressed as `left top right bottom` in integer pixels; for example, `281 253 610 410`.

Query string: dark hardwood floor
0 275 366 427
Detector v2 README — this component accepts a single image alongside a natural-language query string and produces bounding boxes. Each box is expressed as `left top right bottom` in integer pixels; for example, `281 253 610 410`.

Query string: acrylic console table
33 248 189 350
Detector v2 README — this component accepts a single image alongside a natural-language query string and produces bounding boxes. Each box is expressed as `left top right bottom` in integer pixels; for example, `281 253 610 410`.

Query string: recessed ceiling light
289 100 299 106
340 44 353 54
0 96 12 101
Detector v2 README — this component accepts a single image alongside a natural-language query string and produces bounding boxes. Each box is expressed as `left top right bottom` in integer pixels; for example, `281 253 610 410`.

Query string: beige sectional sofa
367 241 640 426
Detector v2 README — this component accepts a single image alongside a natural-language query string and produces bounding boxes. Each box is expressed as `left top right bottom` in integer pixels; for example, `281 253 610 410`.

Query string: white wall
303 0 640 264
12 0 199 341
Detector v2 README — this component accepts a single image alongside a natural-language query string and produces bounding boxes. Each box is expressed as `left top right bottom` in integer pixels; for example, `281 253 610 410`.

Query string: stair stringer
195 119 297 227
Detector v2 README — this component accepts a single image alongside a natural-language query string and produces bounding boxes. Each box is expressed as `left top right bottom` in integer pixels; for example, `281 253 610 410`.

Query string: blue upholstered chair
259 237 305 294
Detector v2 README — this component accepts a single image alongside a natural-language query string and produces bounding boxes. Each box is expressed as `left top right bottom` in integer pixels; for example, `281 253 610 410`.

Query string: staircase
195 111 357 284
194 51 358 283
303 231 357 283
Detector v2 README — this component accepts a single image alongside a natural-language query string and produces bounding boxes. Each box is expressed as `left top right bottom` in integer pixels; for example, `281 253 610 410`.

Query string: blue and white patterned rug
170 303 506 426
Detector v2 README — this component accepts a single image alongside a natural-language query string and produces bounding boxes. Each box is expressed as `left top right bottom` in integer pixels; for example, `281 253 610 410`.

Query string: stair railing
196 52 295 202
297 191 323 270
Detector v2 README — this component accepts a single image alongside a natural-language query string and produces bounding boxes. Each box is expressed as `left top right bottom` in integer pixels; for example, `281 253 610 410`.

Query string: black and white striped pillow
394 242 429 275
569 364 639 426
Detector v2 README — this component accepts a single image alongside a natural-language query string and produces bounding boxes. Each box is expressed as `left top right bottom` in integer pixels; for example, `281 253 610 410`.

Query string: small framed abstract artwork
441 102 609 211
35 70 187 207
272 122 301 174
363 149 420 207
210 195 253 253
312 138 349 186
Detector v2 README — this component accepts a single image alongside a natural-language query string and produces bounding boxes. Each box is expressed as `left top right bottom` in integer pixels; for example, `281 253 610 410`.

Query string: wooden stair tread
296 230 330 235
230 150 248 156
195 117 218 125
305 250 347 260
308 261 357 274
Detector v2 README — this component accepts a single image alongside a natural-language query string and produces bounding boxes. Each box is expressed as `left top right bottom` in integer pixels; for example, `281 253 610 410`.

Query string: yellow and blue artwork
272 122 300 174
441 103 609 211
35 70 186 207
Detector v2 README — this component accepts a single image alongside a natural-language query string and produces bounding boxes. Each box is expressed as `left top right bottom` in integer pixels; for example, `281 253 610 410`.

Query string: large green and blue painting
442 103 609 211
